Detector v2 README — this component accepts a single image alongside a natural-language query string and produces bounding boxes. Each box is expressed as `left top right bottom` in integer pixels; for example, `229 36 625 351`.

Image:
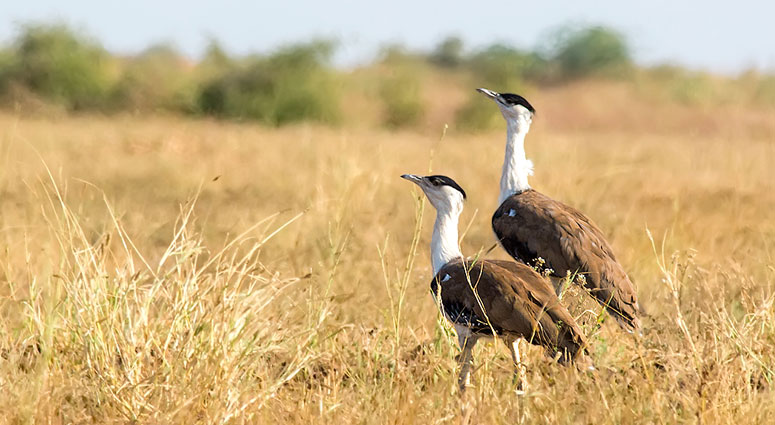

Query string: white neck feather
498 119 533 205
430 207 463 276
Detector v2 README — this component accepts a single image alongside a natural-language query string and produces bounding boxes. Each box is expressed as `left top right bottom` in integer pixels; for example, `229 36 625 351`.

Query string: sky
1 1 773 73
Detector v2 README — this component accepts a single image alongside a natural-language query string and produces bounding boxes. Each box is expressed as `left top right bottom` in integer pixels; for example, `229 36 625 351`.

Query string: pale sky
1 1 773 73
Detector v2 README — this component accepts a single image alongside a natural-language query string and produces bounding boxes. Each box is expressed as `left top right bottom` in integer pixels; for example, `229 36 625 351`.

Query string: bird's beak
400 174 423 186
476 87 499 100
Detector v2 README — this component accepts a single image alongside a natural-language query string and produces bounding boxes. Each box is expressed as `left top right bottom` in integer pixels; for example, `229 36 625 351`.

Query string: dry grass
0 84 773 424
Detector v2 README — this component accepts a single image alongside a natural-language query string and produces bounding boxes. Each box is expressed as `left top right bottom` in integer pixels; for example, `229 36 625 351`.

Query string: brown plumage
432 258 588 363
493 189 641 331
476 87 642 332
400 173 590 391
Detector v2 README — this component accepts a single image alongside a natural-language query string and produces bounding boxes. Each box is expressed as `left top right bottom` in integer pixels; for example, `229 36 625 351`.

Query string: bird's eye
430 178 440 186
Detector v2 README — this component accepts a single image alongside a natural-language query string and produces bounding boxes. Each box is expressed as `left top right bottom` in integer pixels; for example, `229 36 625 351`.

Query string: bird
476 87 642 332
400 173 589 392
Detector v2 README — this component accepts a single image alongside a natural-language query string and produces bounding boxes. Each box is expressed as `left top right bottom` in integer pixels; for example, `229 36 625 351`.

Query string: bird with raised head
476 87 643 333
400 173 589 392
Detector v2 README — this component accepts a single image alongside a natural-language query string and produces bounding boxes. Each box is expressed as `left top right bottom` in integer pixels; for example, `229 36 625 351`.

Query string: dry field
0 86 773 423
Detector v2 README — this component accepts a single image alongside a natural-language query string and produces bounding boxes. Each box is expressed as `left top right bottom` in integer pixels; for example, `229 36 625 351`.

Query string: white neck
498 119 533 205
430 207 463 275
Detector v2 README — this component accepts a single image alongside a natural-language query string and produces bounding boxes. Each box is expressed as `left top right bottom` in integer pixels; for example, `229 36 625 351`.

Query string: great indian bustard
476 87 642 332
401 173 589 392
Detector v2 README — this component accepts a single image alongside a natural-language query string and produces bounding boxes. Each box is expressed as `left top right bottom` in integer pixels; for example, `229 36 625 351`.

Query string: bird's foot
458 381 475 393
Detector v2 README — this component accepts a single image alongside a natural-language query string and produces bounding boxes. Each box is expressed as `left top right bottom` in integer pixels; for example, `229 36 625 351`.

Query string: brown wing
492 190 641 331
488 260 588 347
432 258 587 362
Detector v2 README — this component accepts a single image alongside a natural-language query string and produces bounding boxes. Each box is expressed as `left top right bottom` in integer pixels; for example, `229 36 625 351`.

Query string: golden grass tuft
0 84 773 423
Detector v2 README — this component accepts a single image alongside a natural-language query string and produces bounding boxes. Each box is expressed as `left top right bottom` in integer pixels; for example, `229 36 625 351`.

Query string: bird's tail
610 305 643 336
597 288 642 334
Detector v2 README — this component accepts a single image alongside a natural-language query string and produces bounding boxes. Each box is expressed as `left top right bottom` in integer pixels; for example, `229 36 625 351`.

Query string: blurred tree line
0 23 770 129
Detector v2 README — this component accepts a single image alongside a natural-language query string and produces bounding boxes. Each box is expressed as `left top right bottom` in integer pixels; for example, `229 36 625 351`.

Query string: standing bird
401 173 588 392
476 88 642 332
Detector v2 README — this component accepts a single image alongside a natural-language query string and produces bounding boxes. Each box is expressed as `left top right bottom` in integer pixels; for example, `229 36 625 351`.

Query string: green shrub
0 48 16 96
648 65 718 105
197 40 341 125
454 83 530 132
379 44 426 67
454 97 500 131
197 39 234 80
10 23 116 109
753 75 775 107
379 68 425 128
466 44 548 86
668 71 716 105
429 36 464 68
452 43 541 131
110 44 197 112
550 25 632 79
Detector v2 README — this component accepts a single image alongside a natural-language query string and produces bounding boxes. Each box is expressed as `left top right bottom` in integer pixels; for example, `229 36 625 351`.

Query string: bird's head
401 174 466 214
476 88 535 126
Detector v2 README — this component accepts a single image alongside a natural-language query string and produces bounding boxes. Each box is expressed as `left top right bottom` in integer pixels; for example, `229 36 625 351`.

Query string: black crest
426 175 467 199
500 93 535 114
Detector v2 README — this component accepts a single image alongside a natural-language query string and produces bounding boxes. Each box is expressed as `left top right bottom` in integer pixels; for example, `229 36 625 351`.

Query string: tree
551 26 631 79
13 23 115 109
430 36 464 68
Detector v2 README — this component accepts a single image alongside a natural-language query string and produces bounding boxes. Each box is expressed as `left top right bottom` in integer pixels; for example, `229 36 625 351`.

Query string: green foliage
9 23 115 109
379 44 426 68
649 65 718 105
429 36 464 68
0 24 342 125
454 84 529 132
454 96 501 131
452 44 543 131
110 44 197 112
467 44 548 87
196 40 341 125
0 48 15 96
669 73 716 105
753 75 775 107
198 39 234 80
379 68 425 128
550 26 632 79
1 20 774 126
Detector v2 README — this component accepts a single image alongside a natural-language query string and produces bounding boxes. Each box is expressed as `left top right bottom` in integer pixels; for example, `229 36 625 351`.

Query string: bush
378 44 426 67
647 65 719 105
197 40 341 125
0 48 15 96
379 68 425 128
454 97 500 131
197 39 234 80
429 36 464 68
753 75 775 107
550 25 632 79
466 44 548 87
110 44 197 112
454 43 539 131
454 84 530 132
9 23 116 109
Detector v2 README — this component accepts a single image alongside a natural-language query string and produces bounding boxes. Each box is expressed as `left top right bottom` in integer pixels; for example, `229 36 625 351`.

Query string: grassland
0 81 773 424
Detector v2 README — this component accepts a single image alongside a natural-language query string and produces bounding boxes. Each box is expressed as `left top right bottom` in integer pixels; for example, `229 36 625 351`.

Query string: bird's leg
550 276 566 297
457 334 478 391
508 339 528 395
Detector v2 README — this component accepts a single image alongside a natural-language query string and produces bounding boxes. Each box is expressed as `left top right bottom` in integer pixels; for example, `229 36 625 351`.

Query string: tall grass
0 88 773 422
0 173 322 422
